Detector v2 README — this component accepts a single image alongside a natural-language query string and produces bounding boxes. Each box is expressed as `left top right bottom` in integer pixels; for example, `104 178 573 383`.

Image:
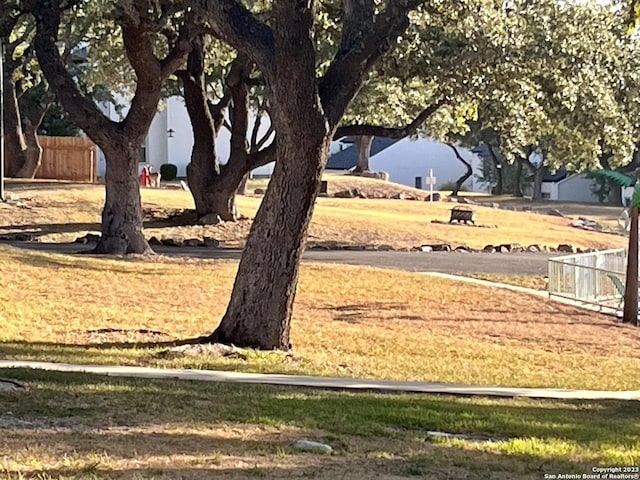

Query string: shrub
160 163 178 181
439 181 468 192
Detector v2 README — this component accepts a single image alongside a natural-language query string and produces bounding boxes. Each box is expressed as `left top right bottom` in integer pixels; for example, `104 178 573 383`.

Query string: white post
429 168 434 202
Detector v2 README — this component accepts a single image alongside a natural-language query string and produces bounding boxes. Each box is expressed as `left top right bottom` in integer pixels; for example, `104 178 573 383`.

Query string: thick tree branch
254 123 274 152
192 0 275 79
33 0 115 143
320 0 427 128
334 98 445 140
160 11 203 77
339 0 376 56
246 141 276 170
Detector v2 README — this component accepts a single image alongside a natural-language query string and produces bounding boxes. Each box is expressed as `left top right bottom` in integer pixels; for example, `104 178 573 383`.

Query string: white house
98 97 485 191
369 138 483 191
327 136 484 191
97 96 275 178
541 173 600 203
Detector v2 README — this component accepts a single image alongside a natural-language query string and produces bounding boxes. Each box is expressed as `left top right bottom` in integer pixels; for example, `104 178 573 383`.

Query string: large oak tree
33 0 198 253
192 0 465 349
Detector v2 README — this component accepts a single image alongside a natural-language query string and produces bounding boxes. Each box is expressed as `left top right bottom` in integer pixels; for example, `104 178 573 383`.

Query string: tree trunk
353 135 373 173
513 159 524 197
181 41 250 222
2 61 26 177
206 0 331 350
14 126 43 178
488 145 503 195
207 130 330 349
93 143 151 255
531 165 546 201
447 143 472 196
236 172 250 195
623 206 639 325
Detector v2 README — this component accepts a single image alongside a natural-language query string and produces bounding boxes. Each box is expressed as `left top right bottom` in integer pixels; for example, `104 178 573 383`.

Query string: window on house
139 143 147 163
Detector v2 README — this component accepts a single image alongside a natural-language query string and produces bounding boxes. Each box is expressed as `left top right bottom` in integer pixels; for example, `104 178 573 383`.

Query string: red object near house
139 166 149 187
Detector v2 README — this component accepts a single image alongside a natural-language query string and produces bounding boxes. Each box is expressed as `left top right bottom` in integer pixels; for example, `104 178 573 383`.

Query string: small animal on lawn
146 165 161 188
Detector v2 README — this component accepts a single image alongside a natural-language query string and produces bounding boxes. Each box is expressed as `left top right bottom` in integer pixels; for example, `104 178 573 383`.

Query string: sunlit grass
0 369 638 479
1 245 639 390
1 180 626 249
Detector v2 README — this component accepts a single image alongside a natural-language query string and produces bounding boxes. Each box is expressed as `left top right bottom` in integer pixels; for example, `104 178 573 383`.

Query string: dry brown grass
0 179 627 250
1 244 639 390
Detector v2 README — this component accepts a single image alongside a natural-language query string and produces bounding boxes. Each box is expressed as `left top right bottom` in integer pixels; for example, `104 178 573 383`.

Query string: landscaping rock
334 189 355 198
391 192 406 200
161 238 182 247
496 243 521 253
425 431 506 444
375 244 395 251
74 233 100 244
183 238 204 247
491 202 501 209
455 245 471 252
203 237 221 248
458 197 474 204
354 189 368 199
558 244 576 253
198 213 223 226
571 217 602 232
148 236 162 246
425 193 441 201
291 439 333 455
497 245 510 253
344 245 367 251
159 343 247 360
429 243 451 252
547 208 566 217
417 245 433 252
482 245 496 253
527 244 541 253
14 233 34 242
0 379 28 392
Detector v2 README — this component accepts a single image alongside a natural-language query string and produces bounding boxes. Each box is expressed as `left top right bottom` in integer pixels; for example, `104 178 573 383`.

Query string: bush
160 163 178 181
439 181 468 192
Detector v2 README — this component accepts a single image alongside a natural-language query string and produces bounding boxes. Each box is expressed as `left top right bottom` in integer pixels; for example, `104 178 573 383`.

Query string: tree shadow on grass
0 368 636 479
0 212 201 241
319 303 427 323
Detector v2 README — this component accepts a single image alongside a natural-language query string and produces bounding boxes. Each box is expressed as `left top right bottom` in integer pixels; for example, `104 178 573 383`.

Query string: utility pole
0 37 5 202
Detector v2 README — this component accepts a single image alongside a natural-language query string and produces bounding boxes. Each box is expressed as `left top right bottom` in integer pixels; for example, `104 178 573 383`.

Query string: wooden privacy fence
36 136 97 183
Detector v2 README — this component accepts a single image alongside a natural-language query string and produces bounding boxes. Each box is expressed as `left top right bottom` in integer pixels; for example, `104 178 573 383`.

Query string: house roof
327 137 398 170
543 168 567 182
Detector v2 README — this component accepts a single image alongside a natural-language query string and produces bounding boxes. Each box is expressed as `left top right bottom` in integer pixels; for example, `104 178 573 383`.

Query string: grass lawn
1 368 638 479
0 179 627 250
2 245 640 391
466 273 549 291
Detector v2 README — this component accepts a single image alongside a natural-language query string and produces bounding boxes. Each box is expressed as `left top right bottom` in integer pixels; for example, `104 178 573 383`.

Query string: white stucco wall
369 138 483 191
556 174 599 203
97 96 275 178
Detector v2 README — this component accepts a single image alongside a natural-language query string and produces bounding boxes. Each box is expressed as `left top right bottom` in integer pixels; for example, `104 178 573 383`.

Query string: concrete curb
0 360 638 401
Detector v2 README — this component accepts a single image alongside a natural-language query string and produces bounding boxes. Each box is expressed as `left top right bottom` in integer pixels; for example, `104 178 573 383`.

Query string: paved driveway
8 242 554 275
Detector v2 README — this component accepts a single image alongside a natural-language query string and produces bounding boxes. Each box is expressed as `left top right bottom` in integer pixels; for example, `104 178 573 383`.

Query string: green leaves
592 169 636 188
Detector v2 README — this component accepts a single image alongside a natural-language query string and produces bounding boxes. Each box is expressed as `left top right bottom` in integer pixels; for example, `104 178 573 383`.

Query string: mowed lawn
0 180 627 249
1 245 639 391
2 368 639 480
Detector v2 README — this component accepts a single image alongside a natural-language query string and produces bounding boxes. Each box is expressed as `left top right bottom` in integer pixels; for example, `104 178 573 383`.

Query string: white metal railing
548 248 628 311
